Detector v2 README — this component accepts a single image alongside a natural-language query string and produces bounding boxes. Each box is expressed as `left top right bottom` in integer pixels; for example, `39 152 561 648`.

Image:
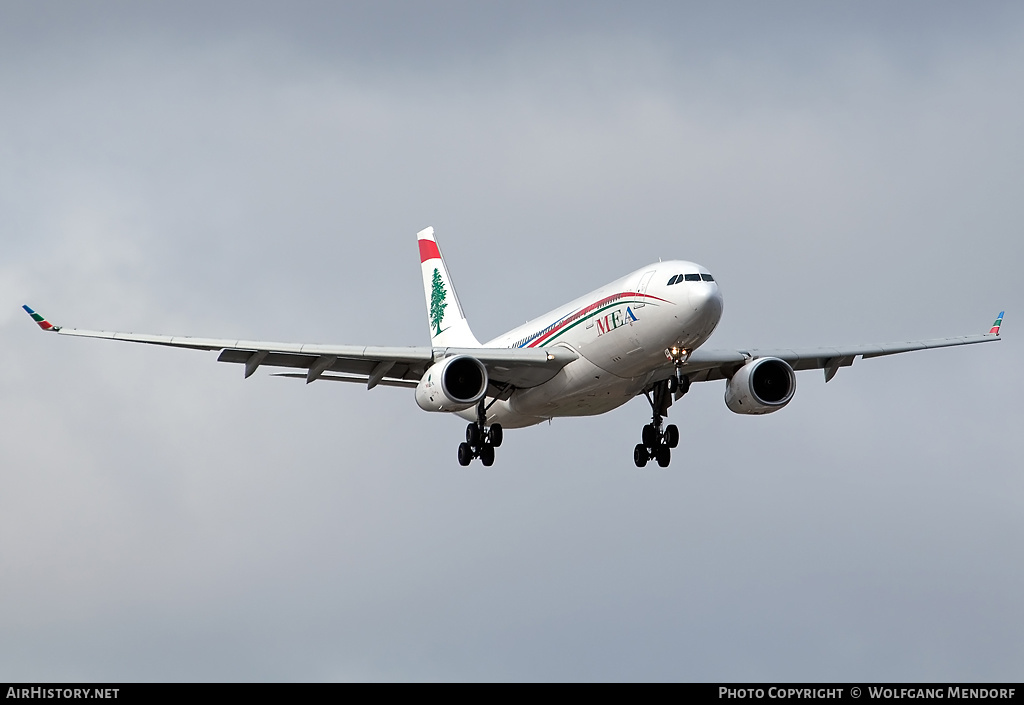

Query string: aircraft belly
451 401 543 429
508 354 638 418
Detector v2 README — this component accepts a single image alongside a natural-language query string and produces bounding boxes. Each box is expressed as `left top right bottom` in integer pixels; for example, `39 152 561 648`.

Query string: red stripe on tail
418 239 441 263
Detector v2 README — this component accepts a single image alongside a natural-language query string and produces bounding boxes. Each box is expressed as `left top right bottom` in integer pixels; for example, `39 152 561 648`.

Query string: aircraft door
633 270 655 307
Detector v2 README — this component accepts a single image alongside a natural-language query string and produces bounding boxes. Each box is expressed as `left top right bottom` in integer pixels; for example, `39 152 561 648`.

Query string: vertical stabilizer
417 227 481 347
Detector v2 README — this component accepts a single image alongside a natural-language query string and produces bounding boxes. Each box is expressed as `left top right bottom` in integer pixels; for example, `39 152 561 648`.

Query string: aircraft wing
680 326 1001 384
22 307 577 393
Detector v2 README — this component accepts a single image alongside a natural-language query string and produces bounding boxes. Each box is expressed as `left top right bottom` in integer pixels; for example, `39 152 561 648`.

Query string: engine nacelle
415 355 489 412
725 357 796 415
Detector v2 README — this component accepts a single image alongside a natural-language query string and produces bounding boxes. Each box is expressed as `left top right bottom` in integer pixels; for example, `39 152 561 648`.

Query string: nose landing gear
634 372 688 468
458 398 503 466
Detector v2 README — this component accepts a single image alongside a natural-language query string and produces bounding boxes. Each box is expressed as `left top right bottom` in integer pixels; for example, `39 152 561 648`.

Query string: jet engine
725 357 796 415
415 354 489 412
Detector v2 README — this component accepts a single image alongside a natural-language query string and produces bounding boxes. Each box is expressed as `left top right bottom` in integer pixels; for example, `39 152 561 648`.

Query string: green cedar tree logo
429 267 448 336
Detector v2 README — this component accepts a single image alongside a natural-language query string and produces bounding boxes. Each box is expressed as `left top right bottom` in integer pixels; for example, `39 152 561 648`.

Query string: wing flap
689 333 998 367
46 322 576 390
681 332 1000 383
858 334 998 358
272 373 419 389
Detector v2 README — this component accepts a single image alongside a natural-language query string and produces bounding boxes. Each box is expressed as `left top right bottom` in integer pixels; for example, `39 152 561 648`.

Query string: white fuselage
463 261 724 428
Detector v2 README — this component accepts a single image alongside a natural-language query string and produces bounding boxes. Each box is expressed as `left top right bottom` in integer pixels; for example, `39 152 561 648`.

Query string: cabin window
667 275 679 286
700 273 714 282
684 273 701 282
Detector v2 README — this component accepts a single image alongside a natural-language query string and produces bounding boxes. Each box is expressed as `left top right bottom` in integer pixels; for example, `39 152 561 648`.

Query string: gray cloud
1 1 1021 681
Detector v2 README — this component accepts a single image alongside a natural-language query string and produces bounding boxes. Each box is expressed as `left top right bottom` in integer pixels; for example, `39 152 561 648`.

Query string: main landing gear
634 371 690 468
458 398 503 466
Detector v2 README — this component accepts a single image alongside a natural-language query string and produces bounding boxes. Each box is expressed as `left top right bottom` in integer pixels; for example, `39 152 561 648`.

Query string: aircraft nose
688 282 724 322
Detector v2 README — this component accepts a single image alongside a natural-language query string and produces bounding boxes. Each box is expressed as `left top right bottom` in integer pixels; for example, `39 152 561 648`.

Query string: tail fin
417 226 480 347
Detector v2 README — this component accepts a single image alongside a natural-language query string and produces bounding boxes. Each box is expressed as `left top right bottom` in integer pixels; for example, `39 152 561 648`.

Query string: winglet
23 305 61 332
989 311 1004 336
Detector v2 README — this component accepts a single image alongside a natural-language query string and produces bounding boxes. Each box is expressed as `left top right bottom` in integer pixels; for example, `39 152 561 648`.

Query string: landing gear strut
458 398 503 467
634 372 688 468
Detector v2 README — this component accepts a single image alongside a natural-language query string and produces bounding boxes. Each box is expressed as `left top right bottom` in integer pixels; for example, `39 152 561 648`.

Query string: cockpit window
684 273 701 282
667 275 678 286
700 273 714 282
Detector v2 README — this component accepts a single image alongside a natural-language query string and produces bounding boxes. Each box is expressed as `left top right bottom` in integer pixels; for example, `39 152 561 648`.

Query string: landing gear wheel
466 423 481 446
632 376 687 468
642 424 657 447
458 442 473 466
664 424 679 449
489 424 503 448
480 444 495 467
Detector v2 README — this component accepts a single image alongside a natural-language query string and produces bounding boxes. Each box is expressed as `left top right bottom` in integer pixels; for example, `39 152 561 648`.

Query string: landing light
665 347 689 364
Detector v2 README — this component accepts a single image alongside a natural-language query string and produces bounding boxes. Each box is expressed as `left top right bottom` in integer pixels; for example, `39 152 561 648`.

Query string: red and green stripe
520 292 669 348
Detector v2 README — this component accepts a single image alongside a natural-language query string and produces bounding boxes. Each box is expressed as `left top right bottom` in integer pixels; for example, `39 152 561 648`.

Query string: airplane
24 226 1003 467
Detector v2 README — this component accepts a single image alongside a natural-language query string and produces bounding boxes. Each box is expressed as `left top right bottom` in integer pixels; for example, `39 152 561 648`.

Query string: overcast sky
1 1 1022 682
